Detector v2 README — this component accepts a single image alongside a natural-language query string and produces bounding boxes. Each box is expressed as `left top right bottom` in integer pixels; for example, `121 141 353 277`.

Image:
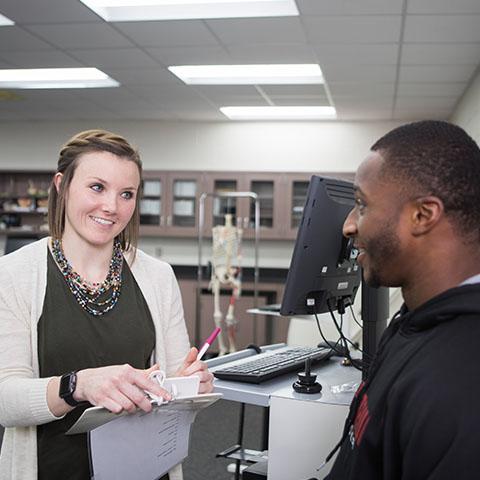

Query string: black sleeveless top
37 250 156 480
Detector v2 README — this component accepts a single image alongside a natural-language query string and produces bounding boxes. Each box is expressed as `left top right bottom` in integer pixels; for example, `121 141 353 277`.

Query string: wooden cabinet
140 171 203 237
1 169 354 240
177 277 289 353
0 171 52 234
283 173 312 240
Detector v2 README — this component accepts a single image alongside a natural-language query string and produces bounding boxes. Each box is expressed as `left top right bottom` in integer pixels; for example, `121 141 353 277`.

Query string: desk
207 346 361 479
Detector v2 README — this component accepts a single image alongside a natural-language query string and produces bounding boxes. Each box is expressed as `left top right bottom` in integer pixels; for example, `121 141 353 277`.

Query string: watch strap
59 371 82 407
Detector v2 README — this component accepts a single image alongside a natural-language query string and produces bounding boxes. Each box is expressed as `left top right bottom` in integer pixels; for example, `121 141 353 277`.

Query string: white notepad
67 393 222 480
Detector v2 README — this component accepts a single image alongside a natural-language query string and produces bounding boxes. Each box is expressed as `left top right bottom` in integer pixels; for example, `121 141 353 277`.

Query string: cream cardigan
0 237 190 480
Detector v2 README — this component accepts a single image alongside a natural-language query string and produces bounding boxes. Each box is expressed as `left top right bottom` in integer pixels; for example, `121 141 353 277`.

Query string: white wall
0 119 404 171
0 119 405 267
451 67 480 142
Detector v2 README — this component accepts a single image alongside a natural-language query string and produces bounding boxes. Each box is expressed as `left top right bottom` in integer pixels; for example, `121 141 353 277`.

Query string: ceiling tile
261 85 327 96
393 106 452 120
113 21 219 47
0 26 53 51
401 43 480 65
303 16 402 43
322 64 397 82
0 49 82 67
206 17 307 45
395 96 458 110
399 64 477 83
313 43 399 65
27 23 134 49
269 96 330 106
101 67 180 86
335 106 393 120
69 48 160 69
126 84 212 108
397 82 468 97
146 46 231 66
226 44 316 63
328 82 396 96
407 0 480 14
404 15 480 42
298 0 403 15
194 85 262 97
0 0 99 24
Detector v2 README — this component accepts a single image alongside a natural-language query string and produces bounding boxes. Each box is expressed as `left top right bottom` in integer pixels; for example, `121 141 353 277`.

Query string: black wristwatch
59 371 81 407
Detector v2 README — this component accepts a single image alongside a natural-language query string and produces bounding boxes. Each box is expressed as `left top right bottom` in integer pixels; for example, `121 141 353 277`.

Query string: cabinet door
165 172 204 237
139 172 168 236
201 173 243 235
241 173 283 240
283 174 312 240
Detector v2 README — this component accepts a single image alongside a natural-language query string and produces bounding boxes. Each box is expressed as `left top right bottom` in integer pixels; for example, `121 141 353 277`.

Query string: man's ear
410 196 444 236
53 172 63 193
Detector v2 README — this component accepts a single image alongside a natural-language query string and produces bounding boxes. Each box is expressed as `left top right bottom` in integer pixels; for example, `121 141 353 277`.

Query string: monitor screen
280 175 361 316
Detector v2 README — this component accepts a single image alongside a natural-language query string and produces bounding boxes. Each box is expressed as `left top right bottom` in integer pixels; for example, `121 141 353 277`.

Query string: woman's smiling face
58 150 140 248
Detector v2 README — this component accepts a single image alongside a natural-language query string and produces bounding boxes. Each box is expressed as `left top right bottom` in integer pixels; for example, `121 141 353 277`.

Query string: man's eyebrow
88 177 137 190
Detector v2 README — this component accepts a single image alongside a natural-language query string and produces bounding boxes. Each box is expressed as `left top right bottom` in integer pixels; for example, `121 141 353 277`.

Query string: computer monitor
280 175 361 316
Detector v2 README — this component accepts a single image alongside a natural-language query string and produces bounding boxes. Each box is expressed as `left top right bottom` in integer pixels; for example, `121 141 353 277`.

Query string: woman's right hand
73 364 171 414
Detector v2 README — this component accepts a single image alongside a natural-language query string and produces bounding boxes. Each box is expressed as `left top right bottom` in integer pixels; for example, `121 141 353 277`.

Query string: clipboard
67 391 222 480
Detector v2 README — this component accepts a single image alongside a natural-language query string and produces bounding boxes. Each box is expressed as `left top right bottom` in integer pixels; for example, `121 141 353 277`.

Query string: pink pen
196 327 221 360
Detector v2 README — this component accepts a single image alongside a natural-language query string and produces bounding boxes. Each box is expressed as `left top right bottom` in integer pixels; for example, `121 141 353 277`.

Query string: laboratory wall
451 67 480 142
0 119 404 171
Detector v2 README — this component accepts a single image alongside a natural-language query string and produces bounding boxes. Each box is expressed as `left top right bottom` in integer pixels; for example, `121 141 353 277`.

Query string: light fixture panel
220 106 337 120
0 13 14 26
0 68 119 89
168 64 324 85
79 0 299 22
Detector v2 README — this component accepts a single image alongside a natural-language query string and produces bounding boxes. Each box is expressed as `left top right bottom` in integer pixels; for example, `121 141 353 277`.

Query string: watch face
59 372 76 397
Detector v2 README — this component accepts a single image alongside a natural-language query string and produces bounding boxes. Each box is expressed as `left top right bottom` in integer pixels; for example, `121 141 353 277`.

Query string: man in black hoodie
325 120 480 480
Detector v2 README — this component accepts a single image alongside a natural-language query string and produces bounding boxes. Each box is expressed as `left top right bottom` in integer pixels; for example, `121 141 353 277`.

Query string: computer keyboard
212 346 332 384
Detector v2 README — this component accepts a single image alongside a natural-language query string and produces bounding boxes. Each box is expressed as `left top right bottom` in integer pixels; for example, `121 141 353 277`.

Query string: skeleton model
209 213 243 355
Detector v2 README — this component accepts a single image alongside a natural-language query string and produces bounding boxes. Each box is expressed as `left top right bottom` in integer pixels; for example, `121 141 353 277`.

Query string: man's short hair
371 120 480 241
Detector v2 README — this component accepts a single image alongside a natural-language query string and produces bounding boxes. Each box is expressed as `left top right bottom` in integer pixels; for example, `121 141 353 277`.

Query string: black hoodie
325 283 480 480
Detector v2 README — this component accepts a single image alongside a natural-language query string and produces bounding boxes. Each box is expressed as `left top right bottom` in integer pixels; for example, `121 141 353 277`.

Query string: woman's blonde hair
48 129 143 251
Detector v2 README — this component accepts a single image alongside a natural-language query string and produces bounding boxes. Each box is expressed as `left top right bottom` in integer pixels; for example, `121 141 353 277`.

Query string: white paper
66 394 221 480
89 406 193 480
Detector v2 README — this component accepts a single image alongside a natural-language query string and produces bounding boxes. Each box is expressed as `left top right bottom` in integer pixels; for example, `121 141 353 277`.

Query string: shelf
0 209 47 215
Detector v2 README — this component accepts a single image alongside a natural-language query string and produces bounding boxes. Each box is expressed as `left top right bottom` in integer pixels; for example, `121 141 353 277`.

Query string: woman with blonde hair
0 129 213 480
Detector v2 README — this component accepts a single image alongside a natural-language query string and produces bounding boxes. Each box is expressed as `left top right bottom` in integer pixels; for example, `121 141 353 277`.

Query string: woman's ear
410 196 444 236
53 173 63 193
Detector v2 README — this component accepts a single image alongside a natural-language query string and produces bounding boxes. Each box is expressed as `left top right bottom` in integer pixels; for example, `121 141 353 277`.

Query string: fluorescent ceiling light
79 0 298 21
169 64 323 85
220 106 337 120
0 68 119 89
0 13 14 26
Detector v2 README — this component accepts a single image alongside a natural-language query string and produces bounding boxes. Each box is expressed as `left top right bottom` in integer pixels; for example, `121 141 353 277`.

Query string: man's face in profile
343 152 409 288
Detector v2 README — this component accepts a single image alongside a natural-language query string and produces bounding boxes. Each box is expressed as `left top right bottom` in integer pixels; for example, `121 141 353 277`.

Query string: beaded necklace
51 238 123 316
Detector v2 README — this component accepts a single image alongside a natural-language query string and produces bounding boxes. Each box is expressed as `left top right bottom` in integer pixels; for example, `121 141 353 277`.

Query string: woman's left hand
176 347 214 394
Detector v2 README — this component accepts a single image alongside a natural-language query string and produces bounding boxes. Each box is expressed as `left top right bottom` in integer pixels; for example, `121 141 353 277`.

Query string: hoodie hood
399 283 480 334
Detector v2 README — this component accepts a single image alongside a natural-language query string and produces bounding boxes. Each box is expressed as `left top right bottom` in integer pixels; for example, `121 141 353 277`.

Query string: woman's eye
90 184 103 192
121 191 134 200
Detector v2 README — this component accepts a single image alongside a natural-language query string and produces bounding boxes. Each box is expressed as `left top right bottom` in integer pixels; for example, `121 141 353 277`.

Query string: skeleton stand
210 213 243 355
197 192 260 354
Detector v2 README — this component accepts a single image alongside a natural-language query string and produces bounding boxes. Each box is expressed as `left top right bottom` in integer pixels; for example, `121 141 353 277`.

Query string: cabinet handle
167 215 172 226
